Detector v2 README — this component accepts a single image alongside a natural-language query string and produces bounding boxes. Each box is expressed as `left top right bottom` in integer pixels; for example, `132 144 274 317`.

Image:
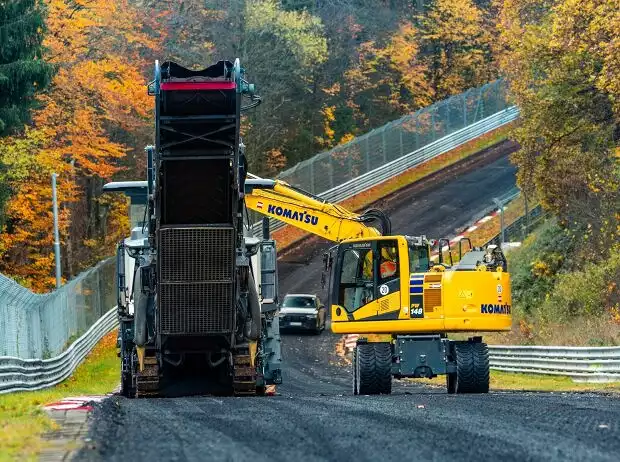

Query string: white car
278 294 326 334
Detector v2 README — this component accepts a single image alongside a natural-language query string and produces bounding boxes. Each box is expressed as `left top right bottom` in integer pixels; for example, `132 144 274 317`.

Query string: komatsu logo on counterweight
267 204 319 225
480 304 511 314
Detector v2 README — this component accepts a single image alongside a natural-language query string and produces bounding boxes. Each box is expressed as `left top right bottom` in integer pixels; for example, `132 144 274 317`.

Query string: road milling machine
244 177 512 395
103 60 282 397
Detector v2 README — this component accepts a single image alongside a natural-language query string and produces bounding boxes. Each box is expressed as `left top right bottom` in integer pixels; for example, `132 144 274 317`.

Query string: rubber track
455 342 489 394
356 343 392 395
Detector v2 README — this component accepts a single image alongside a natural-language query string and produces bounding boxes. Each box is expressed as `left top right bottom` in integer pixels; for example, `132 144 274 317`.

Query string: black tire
454 342 489 394
355 343 392 395
352 347 358 395
446 372 457 394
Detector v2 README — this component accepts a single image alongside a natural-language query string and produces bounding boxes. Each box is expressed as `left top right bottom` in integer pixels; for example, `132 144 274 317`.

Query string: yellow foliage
0 0 165 290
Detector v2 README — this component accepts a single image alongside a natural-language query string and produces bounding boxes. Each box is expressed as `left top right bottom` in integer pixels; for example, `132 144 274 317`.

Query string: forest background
0 0 617 348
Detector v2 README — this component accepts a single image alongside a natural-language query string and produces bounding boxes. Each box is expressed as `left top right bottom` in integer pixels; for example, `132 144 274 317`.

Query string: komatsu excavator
244 176 512 394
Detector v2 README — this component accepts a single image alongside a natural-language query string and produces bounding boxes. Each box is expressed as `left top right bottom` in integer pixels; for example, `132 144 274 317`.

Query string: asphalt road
78 151 620 462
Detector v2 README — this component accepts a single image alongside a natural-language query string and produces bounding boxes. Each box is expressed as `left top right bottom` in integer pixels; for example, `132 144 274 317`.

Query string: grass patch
490 370 620 393
0 329 119 462
406 370 620 393
273 123 514 250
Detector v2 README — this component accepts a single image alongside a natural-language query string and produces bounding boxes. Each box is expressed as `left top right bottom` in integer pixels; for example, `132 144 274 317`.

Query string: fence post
328 155 334 189
365 137 371 172
310 161 316 194
399 128 404 158
382 129 387 163
415 117 420 149
493 198 506 245
462 93 467 127
524 193 530 239
52 173 61 289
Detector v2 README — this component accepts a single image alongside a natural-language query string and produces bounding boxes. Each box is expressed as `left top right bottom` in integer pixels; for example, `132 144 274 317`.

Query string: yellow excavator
244 174 512 394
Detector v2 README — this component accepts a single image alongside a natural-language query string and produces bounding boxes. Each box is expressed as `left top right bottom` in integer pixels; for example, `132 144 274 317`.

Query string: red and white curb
344 335 359 350
43 393 115 411
431 209 501 260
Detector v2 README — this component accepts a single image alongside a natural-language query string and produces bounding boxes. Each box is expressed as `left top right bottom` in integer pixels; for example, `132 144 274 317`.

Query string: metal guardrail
252 106 519 236
489 345 620 383
0 308 118 394
0 257 115 359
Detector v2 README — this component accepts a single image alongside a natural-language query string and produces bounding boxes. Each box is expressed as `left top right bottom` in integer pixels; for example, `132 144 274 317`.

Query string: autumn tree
0 0 163 290
343 22 432 134
0 0 54 229
154 0 328 171
420 0 497 100
496 0 619 258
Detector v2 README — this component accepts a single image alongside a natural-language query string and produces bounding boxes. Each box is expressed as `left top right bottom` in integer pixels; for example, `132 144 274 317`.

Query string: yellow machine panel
330 236 512 334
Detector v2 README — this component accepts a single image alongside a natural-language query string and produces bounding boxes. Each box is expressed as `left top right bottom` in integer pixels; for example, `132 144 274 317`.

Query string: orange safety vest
380 260 397 278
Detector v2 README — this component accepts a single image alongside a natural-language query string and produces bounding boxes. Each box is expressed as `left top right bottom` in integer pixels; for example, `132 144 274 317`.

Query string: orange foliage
265 148 287 176
0 0 165 291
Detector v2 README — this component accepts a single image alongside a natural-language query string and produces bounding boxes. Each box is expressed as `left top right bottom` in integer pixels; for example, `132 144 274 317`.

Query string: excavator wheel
352 347 358 395
453 342 490 394
355 343 392 395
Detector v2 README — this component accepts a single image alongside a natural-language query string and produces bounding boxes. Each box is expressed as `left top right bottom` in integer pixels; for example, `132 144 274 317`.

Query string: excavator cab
329 236 428 329
330 234 511 334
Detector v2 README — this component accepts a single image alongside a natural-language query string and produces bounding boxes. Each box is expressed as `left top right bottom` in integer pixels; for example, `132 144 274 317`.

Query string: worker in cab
362 247 398 280
379 246 398 280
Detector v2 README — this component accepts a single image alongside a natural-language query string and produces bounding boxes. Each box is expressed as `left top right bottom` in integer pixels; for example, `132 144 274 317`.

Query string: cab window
338 247 374 312
409 244 430 272
378 241 399 283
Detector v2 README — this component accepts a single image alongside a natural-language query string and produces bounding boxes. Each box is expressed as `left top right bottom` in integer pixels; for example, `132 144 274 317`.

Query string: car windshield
282 296 316 308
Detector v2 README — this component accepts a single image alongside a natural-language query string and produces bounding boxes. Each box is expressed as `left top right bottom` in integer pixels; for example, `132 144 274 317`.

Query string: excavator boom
244 176 389 242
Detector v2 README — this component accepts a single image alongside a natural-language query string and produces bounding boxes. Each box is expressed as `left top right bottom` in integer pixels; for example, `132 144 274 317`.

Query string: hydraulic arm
244 175 390 242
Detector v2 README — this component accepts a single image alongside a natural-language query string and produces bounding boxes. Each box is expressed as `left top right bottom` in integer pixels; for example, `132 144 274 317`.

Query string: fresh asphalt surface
78 153 619 462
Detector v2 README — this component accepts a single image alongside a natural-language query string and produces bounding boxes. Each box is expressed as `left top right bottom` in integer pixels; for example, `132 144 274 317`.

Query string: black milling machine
103 59 283 397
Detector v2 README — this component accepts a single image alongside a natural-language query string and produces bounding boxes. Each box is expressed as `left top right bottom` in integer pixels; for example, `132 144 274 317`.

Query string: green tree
497 0 619 258
0 0 53 136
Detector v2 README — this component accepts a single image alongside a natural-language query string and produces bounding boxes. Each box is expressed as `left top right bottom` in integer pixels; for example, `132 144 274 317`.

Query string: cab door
330 239 405 323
